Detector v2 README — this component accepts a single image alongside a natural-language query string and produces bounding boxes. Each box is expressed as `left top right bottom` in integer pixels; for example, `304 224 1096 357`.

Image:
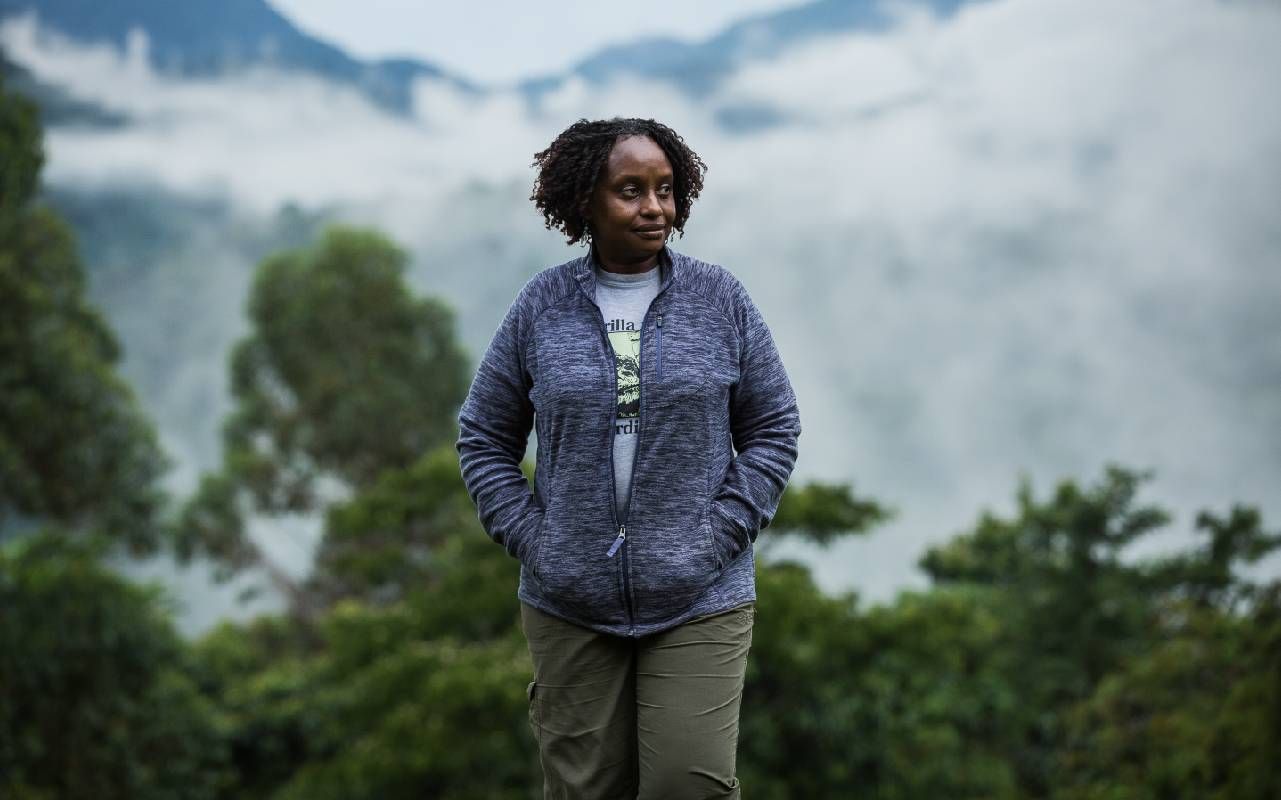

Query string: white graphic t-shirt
593 261 660 521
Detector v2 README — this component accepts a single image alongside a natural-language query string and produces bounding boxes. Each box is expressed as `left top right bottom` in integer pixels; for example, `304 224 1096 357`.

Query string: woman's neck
592 241 661 275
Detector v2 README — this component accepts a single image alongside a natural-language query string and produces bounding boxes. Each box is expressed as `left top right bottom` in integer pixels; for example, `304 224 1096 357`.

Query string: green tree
1054 586 1281 799
0 73 169 555
0 75 228 798
920 465 1280 797
188 518 541 799
922 465 1172 687
174 225 471 614
1141 505 1281 613
1049 503 1281 799
768 478 893 548
0 533 232 799
741 555 1026 799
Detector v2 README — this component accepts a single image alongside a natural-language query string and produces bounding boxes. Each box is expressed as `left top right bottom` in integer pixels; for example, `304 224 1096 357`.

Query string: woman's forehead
605 135 672 174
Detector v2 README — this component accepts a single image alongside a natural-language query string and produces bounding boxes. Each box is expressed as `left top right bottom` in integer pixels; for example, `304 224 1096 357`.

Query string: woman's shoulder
509 256 581 314
669 249 751 318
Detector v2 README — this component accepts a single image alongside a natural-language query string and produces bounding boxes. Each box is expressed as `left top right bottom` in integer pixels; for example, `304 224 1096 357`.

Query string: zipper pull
606 524 626 557
657 314 662 328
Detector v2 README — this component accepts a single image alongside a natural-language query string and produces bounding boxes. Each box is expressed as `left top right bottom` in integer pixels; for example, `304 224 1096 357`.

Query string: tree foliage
769 478 893 547
0 73 169 555
173 224 471 609
0 533 231 799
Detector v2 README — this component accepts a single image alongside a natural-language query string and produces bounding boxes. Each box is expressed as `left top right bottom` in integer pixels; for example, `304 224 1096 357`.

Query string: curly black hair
530 117 708 246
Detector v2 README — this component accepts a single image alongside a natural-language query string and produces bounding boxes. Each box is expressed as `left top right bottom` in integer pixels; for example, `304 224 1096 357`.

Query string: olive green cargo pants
520 600 756 800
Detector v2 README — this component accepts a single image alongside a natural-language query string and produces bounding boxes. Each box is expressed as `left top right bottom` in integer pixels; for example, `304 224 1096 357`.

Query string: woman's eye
658 185 673 197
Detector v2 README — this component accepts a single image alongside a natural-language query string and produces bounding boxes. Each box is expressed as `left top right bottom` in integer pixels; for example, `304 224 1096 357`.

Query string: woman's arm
710 280 802 564
456 284 544 567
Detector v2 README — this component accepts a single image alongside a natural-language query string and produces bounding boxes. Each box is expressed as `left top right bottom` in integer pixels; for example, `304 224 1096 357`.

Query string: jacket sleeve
710 279 802 564
456 283 544 566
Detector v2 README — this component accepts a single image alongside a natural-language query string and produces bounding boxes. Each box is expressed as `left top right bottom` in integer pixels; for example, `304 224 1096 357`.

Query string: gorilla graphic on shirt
607 326 640 423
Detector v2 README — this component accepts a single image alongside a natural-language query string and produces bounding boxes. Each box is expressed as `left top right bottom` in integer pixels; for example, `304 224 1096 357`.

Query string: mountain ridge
518 0 972 98
0 0 479 115
0 0 978 116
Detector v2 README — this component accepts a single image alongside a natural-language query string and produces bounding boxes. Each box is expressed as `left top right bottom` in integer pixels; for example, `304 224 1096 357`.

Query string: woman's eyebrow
612 171 675 182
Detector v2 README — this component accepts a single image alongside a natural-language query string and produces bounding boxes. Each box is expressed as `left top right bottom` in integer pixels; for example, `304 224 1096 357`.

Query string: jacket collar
575 241 677 305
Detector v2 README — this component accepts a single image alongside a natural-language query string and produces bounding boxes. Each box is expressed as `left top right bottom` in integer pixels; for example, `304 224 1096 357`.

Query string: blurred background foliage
2 74 1279 800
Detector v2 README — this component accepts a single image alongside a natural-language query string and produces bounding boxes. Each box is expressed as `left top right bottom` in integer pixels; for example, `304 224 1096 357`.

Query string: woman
456 117 802 799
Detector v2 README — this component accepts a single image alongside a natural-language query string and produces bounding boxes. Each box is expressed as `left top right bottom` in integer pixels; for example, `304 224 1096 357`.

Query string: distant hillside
0 0 478 114
0 47 127 127
519 0 975 98
1 0 980 121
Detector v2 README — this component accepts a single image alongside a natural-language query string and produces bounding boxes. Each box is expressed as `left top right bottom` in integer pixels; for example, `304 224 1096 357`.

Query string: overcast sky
266 0 808 85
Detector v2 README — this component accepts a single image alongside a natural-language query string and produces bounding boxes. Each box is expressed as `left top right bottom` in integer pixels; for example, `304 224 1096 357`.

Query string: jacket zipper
656 314 663 380
607 301 663 637
580 252 672 636
606 524 626 556
597 320 636 632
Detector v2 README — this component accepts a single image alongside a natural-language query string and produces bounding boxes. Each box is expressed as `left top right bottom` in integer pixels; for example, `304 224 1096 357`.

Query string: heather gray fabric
456 243 801 637
592 261 660 520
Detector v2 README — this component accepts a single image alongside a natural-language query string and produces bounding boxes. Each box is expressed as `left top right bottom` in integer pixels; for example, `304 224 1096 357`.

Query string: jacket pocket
526 508 547 578
627 502 721 623
656 312 663 380
708 503 744 568
531 502 622 618
649 303 731 406
703 509 724 570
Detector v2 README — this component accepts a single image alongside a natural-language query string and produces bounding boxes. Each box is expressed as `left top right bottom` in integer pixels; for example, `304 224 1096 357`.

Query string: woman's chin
629 236 667 256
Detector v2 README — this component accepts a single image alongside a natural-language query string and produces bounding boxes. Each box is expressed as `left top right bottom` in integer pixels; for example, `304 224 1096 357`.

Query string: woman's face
588 135 676 269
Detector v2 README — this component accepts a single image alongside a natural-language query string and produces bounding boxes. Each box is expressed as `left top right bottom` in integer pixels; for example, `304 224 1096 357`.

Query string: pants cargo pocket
526 678 542 748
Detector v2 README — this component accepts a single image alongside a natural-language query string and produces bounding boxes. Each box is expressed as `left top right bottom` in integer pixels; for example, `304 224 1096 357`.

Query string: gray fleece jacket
456 244 801 637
